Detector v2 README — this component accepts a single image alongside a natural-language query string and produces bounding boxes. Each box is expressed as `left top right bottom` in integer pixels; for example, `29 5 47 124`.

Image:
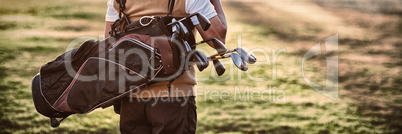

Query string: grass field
0 0 401 133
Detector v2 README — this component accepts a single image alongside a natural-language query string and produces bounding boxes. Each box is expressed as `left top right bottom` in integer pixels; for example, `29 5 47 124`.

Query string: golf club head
230 53 248 71
178 22 190 40
167 13 211 31
211 38 227 54
171 19 179 32
188 51 208 72
212 58 225 76
194 50 209 69
183 41 192 53
170 33 178 45
194 13 211 31
197 38 227 54
189 52 206 71
235 47 257 64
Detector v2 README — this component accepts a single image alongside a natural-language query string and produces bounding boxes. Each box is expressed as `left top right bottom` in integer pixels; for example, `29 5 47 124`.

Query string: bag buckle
139 16 155 26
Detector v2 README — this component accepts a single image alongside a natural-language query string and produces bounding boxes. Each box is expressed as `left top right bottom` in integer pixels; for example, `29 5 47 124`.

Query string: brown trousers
119 96 197 134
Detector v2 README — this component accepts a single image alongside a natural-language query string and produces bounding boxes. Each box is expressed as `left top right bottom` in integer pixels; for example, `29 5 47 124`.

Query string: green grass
0 0 401 133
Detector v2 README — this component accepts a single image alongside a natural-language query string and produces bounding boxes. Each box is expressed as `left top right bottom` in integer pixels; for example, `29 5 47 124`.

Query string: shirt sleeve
105 0 119 22
186 0 218 25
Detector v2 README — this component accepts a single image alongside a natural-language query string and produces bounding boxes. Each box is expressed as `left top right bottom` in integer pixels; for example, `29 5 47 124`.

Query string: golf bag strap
111 0 175 36
115 0 175 18
110 0 130 37
168 0 175 16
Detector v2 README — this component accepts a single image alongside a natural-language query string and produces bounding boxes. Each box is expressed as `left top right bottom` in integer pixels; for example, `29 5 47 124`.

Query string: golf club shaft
207 54 231 61
208 47 256 64
208 48 237 57
189 58 224 66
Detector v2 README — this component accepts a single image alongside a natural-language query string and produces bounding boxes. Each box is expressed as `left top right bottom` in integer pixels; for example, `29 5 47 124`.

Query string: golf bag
31 0 200 127
32 32 186 126
32 21 197 128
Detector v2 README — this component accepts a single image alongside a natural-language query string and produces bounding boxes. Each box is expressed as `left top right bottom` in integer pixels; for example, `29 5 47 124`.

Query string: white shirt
105 0 217 25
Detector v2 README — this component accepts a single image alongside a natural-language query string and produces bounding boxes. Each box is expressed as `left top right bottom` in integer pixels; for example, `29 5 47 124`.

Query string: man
104 0 227 133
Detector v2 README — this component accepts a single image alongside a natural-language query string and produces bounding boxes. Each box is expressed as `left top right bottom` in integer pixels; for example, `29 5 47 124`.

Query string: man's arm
210 0 227 29
196 16 226 44
105 21 114 38
105 0 118 38
196 0 227 47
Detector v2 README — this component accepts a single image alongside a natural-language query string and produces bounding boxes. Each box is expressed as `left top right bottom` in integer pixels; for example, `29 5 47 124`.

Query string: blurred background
0 0 401 133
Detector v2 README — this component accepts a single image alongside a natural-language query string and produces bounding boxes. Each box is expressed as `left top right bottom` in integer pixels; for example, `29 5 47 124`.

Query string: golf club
170 22 179 44
177 21 190 40
190 50 226 75
209 47 256 64
167 13 211 31
192 54 206 71
171 23 192 53
193 37 227 54
188 51 208 71
210 56 226 76
228 47 256 64
175 21 193 54
193 50 209 69
182 40 192 53
208 53 248 71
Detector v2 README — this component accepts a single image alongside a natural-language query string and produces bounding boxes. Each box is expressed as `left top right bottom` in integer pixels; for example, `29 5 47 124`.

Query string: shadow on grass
0 83 22 134
1 4 102 21
339 38 378 49
49 12 97 20
0 20 36 31
339 66 402 133
383 42 402 68
310 0 402 16
225 1 320 42
0 47 17 63
23 36 76 42
0 22 18 31
196 95 366 133
0 48 25 133
52 25 91 32
19 46 60 53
